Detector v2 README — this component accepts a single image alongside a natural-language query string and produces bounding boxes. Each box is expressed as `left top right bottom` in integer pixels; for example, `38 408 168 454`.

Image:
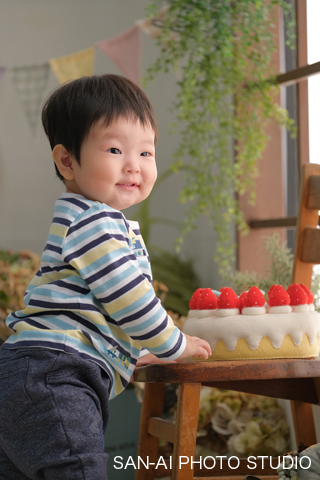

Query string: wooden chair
133 163 320 480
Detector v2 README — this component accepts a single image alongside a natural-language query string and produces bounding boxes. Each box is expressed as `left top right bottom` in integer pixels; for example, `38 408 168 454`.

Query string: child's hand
131 353 173 382
134 334 211 373
135 352 176 367
176 333 212 361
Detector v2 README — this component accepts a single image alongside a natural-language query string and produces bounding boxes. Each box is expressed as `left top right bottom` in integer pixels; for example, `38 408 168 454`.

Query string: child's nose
124 158 140 173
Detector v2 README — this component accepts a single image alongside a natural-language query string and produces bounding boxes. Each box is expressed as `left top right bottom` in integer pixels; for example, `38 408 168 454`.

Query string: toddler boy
0 74 211 479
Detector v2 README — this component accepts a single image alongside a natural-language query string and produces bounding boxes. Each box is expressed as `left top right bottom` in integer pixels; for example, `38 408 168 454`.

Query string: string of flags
0 8 171 135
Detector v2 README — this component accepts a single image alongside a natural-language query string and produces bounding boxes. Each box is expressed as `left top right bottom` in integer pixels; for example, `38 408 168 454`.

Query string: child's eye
108 148 121 154
140 152 150 157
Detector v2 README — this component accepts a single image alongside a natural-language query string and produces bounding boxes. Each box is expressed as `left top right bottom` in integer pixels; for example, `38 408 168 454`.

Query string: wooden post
135 383 166 480
172 383 201 480
290 400 317 447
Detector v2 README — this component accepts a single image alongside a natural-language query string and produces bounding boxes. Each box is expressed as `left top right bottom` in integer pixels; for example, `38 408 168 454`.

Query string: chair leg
135 383 166 480
172 383 201 480
290 400 317 447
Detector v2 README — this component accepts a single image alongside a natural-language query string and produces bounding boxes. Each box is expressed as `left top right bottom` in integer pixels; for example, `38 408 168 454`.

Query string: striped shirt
5 193 186 398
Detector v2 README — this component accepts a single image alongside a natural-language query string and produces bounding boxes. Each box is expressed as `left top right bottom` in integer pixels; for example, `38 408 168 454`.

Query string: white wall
0 0 221 288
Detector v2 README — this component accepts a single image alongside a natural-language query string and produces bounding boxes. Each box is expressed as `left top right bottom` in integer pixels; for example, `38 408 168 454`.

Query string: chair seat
134 358 320 404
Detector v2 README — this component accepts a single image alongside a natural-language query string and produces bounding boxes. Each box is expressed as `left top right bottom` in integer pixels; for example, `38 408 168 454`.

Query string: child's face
66 117 157 210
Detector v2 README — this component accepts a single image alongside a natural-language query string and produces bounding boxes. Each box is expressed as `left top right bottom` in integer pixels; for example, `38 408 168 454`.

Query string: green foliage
149 246 200 315
223 233 294 294
145 0 296 274
312 267 320 312
133 168 180 244
0 290 9 309
0 250 19 265
262 234 294 289
223 233 320 312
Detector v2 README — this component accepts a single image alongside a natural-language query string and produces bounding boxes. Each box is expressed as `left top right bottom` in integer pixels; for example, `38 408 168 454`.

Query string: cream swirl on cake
183 284 320 361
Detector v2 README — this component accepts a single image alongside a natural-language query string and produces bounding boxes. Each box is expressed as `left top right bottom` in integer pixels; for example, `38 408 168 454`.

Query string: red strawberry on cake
239 291 248 312
198 289 218 310
188 288 218 320
267 284 277 297
189 288 203 310
300 284 315 311
242 286 266 315
287 283 309 312
267 285 292 313
216 287 239 317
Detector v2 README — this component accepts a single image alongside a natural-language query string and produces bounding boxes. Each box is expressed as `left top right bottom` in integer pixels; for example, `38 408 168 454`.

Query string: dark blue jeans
0 347 110 479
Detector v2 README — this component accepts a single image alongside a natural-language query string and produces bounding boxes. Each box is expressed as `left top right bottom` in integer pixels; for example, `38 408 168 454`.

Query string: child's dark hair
42 74 158 181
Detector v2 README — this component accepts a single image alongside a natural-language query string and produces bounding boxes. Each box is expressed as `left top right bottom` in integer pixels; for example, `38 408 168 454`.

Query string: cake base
188 333 319 362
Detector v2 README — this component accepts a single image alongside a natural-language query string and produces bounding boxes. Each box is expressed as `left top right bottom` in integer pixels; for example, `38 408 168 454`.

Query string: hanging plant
145 0 296 274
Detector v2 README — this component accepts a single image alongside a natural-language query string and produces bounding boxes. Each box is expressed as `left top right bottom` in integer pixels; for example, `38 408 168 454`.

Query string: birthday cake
183 284 320 361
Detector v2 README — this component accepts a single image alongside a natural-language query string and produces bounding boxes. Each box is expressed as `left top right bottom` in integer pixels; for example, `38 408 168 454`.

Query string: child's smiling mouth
116 183 139 189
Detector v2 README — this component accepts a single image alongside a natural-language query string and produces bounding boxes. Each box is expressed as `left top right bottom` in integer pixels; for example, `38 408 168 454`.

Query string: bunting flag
11 63 50 134
97 26 141 86
0 66 5 84
137 5 179 42
49 47 95 85
1 21 161 134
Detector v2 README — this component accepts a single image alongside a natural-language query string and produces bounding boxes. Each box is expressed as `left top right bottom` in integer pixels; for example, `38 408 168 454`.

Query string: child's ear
52 144 75 181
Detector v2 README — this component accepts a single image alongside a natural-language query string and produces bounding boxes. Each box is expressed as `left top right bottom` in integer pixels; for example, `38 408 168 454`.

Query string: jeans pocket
0 357 31 423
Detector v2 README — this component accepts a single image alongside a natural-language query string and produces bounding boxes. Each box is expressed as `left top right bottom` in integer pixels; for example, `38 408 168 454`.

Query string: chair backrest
290 163 320 448
292 163 320 287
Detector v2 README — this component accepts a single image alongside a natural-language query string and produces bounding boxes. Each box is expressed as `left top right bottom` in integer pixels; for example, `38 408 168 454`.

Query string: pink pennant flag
97 26 141 86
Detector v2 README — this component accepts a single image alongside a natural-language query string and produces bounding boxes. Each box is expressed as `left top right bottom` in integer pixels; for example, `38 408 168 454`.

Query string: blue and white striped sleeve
62 205 186 361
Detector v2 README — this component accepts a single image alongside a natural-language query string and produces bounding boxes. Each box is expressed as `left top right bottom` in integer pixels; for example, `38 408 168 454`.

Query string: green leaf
0 290 10 308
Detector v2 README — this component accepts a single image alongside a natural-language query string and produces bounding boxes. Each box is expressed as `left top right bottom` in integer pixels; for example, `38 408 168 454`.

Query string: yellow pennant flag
49 47 95 84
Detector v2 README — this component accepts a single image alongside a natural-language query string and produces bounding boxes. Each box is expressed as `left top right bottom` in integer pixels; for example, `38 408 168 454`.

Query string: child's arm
64 207 206 364
136 333 211 366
